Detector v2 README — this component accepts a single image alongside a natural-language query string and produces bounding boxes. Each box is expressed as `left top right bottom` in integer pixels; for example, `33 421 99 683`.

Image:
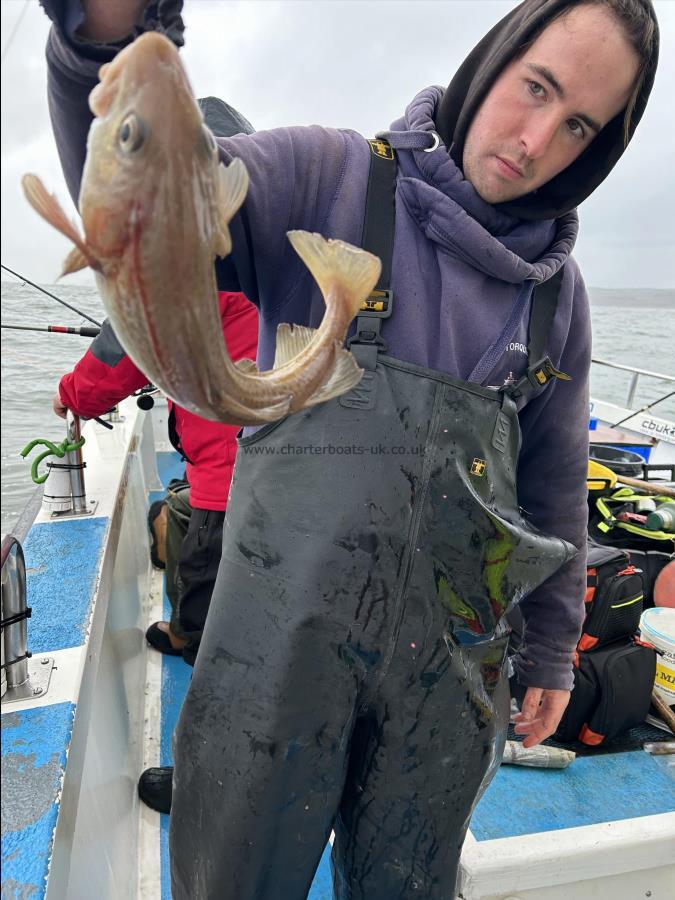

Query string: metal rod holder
1 537 29 690
66 410 88 514
1 535 55 705
104 404 123 423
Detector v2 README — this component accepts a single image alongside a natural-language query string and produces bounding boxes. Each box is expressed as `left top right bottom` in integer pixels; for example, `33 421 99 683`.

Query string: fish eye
202 125 217 154
118 114 145 153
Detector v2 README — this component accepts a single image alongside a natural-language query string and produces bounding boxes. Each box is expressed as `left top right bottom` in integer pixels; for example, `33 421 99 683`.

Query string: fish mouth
90 33 188 118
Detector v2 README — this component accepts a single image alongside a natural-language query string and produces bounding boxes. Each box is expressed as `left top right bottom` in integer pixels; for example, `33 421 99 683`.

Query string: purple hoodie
43 10 590 690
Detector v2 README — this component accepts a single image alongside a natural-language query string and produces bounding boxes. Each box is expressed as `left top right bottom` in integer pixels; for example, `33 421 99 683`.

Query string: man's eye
527 80 545 98
567 119 586 139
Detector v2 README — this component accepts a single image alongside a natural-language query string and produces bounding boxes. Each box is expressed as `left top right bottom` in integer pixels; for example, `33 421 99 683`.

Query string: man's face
462 3 639 204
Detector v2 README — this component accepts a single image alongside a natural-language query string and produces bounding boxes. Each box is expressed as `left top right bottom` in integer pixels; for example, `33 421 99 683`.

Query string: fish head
79 32 221 267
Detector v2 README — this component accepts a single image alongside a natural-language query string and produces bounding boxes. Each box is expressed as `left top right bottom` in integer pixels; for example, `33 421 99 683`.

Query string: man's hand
52 391 68 419
513 687 570 748
78 1 150 42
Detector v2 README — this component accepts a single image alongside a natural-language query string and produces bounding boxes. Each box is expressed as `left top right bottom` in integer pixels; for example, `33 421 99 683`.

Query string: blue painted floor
1 702 76 897
471 749 675 841
23 516 108 653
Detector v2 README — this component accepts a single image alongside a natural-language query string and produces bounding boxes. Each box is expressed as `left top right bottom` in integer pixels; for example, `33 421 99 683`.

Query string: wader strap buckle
347 290 393 369
503 356 572 402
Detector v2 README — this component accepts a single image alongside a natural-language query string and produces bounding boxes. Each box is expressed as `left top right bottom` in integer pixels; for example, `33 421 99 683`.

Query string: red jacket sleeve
58 319 149 418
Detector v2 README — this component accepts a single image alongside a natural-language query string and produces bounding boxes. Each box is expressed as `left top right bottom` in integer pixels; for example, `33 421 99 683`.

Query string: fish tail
286 231 381 319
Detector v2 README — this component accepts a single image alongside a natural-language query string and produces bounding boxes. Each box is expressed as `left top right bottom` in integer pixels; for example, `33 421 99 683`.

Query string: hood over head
435 0 659 220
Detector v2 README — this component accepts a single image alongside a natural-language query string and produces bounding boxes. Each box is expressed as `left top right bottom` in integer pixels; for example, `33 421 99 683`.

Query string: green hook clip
20 436 86 485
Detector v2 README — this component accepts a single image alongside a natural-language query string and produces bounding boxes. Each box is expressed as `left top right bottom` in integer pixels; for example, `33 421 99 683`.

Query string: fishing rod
2 323 101 337
1 264 102 327
2 319 113 430
612 390 675 429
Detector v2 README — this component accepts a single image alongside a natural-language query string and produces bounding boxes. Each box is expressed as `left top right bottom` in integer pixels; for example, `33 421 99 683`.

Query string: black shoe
145 621 185 656
138 766 173 814
147 499 167 570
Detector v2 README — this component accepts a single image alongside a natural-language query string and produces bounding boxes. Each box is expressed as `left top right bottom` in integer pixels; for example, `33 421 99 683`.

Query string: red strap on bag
578 633 599 652
579 724 605 746
585 567 598 603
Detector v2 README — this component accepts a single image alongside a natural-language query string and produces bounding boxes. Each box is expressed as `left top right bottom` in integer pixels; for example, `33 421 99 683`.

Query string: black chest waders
170 141 576 900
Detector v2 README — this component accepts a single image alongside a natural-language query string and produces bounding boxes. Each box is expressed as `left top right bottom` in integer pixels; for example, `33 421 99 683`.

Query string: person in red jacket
54 289 258 665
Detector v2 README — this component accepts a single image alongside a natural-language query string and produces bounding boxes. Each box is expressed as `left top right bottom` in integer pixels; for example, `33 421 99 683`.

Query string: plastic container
639 607 675 705
588 444 645 478
646 502 675 533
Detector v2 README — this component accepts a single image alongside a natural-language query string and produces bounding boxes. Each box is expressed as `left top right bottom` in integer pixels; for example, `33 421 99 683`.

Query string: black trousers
167 486 225 666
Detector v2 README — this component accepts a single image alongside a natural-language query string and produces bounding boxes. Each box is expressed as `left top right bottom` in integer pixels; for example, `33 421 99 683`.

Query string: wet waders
170 143 575 900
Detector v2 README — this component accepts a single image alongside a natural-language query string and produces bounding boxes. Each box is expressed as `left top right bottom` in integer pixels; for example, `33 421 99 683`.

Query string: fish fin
61 246 90 277
235 357 259 373
215 158 249 257
303 344 364 406
286 231 381 319
21 174 100 272
273 323 317 369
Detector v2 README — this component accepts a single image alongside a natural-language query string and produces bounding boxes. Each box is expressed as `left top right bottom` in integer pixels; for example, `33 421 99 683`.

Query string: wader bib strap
347 139 397 370
504 265 570 403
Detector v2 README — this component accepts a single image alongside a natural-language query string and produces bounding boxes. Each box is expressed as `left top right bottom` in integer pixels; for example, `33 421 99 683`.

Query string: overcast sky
1 0 674 290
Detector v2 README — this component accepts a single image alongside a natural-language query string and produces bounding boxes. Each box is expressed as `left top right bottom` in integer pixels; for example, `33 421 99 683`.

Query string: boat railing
591 357 675 410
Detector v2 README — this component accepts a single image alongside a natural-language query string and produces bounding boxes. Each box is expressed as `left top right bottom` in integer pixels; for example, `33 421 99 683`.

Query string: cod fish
22 32 380 425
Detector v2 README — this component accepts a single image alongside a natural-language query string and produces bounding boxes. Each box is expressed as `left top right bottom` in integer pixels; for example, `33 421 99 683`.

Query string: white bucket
639 607 675 705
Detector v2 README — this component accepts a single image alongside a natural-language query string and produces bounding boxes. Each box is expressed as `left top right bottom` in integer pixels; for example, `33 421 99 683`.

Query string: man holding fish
31 0 659 897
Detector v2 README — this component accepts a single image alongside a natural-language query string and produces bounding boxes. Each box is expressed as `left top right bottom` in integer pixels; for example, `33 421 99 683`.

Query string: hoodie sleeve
512 263 591 692
58 319 149 418
41 0 185 204
213 127 356 313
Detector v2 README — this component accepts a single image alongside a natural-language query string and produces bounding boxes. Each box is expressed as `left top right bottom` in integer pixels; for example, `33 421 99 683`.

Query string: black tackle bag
578 544 644 651
555 638 656 746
